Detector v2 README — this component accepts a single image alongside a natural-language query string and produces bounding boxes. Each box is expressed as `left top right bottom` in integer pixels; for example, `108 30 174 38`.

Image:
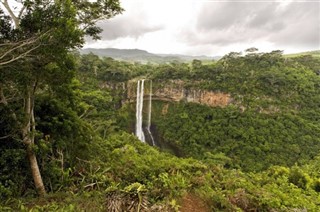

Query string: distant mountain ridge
80 48 320 63
80 48 218 63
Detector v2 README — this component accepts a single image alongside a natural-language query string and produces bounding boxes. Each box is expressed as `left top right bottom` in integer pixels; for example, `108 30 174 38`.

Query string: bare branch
0 134 12 140
1 0 20 27
0 37 37 60
0 43 41 66
18 4 26 19
0 30 52 66
0 84 8 104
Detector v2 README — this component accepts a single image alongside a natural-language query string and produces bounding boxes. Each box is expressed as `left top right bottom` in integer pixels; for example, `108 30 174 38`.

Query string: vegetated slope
146 50 320 171
75 50 320 172
73 51 320 211
2 50 320 211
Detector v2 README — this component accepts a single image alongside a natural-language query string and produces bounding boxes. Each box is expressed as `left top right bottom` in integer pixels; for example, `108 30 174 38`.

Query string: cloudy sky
84 0 320 56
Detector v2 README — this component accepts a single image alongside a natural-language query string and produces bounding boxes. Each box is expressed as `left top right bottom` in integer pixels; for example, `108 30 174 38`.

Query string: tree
245 47 259 54
0 0 123 196
192 59 202 70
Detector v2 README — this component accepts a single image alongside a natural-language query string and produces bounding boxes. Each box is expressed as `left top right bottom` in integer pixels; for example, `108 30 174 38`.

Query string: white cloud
84 0 320 56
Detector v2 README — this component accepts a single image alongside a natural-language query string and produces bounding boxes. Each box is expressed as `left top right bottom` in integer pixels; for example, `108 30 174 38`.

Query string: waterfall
146 80 155 146
135 80 145 142
135 80 140 138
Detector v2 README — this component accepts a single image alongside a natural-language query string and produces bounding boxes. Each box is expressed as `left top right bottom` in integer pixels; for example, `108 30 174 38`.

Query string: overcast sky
85 0 320 56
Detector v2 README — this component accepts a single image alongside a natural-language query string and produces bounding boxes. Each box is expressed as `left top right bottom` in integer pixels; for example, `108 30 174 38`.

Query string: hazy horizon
81 46 320 57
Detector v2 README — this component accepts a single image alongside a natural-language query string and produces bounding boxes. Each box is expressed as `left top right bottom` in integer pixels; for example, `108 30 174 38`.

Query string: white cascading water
135 80 145 142
146 80 155 145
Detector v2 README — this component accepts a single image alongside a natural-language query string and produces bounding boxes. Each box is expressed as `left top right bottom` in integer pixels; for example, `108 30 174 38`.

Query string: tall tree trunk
2 81 46 196
22 86 46 196
26 144 46 196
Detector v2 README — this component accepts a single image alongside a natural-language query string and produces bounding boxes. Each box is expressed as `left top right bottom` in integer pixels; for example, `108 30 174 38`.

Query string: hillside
108 50 320 172
2 50 320 211
80 48 217 63
80 48 320 63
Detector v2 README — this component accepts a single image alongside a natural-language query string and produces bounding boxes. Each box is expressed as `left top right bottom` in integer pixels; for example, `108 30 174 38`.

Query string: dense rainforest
1 1 320 211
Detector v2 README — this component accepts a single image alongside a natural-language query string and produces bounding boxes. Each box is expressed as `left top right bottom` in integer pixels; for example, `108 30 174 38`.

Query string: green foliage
150 101 320 171
0 8 12 40
2 192 106 211
150 51 320 113
0 147 28 198
151 62 191 80
2 44 320 211
2 129 320 210
288 166 312 189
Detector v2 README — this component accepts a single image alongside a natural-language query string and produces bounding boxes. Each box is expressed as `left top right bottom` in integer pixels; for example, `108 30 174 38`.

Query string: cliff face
127 80 232 107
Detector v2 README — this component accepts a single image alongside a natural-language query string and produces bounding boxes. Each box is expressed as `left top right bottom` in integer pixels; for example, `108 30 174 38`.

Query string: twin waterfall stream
135 80 155 145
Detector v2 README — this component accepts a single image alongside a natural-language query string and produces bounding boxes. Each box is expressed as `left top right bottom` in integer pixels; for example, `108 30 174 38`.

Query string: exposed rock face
154 86 231 107
127 80 232 107
101 81 128 108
